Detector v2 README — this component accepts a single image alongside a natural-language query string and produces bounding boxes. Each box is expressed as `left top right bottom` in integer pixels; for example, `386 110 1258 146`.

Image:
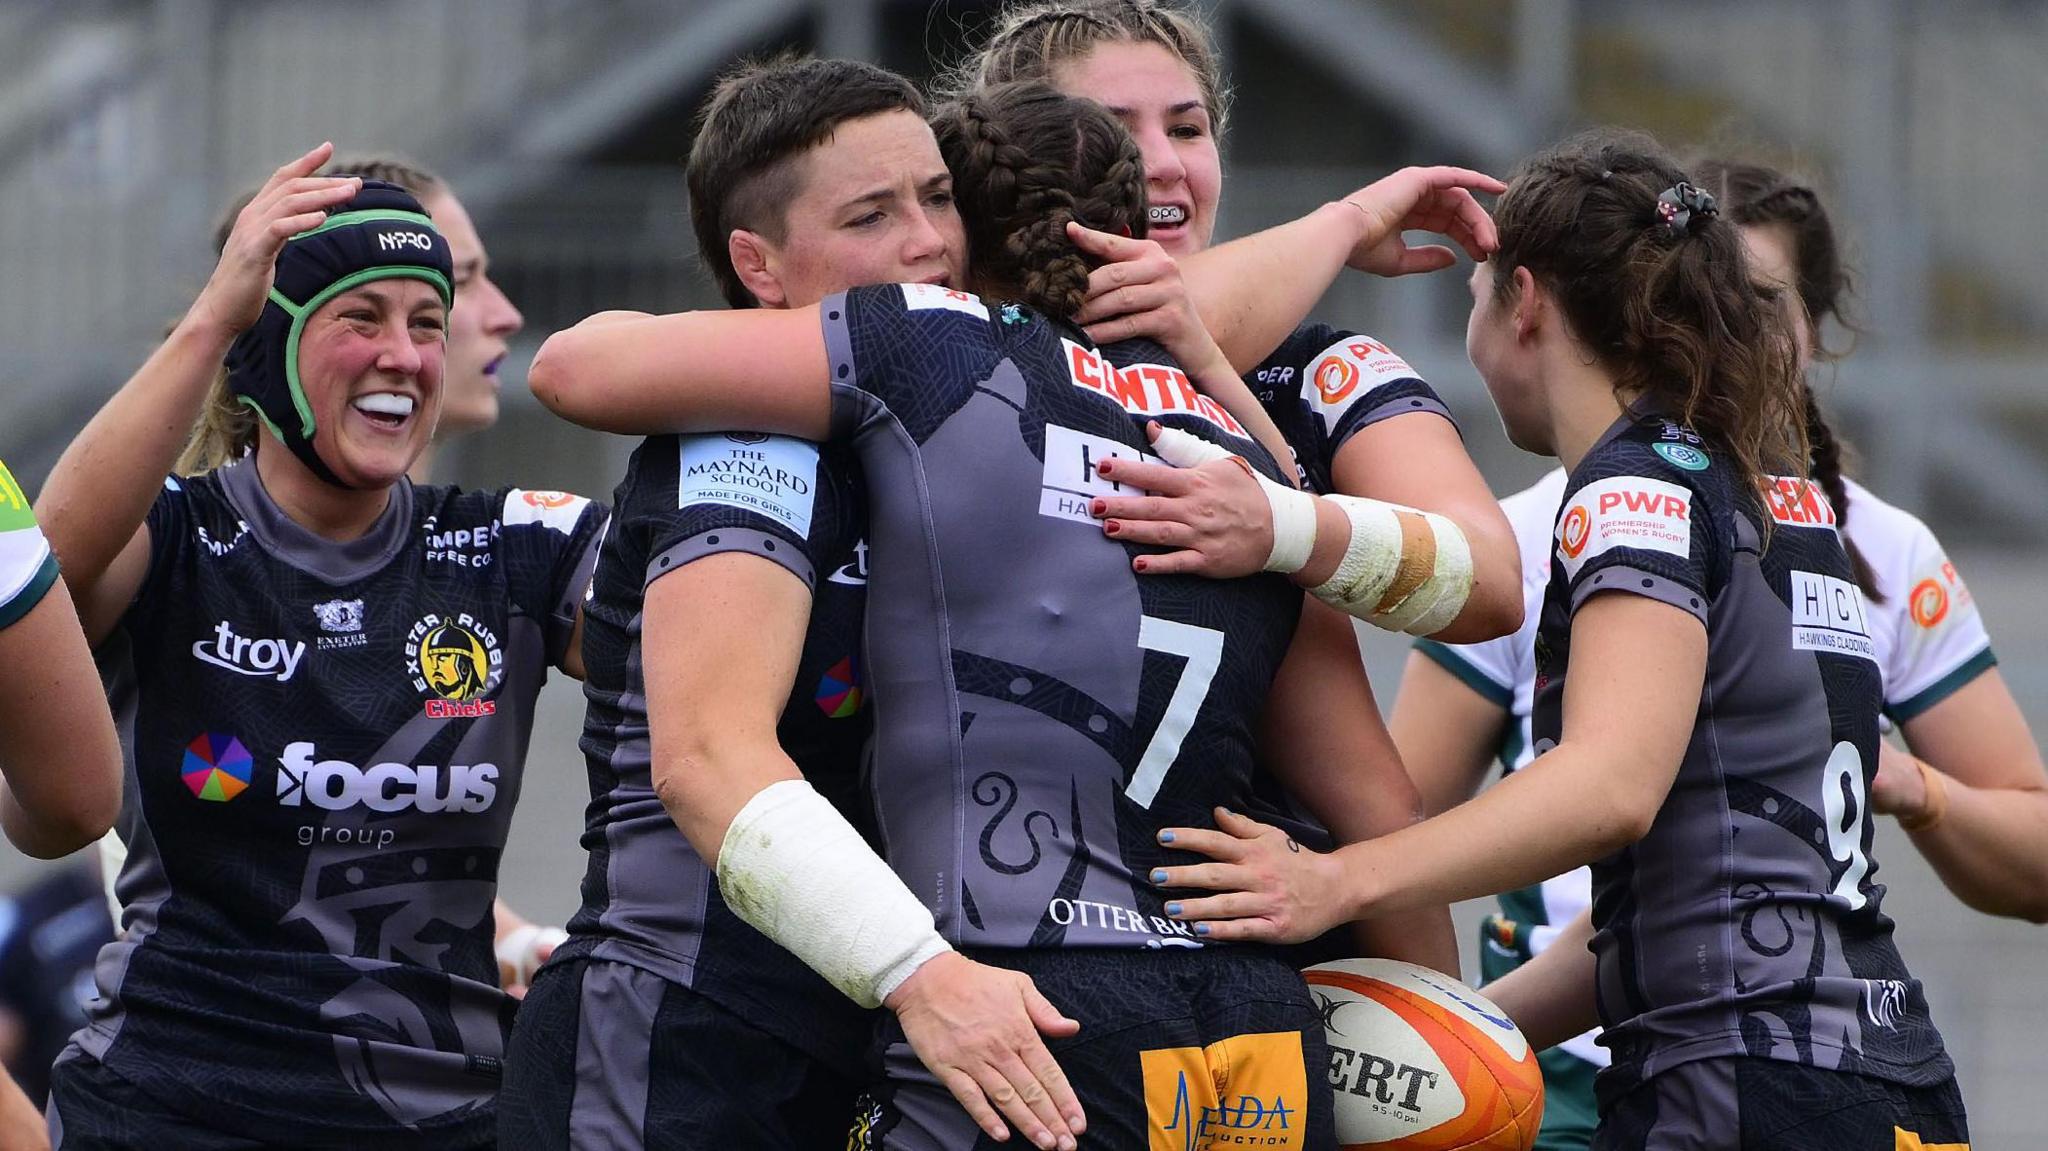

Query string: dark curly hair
930 80 1147 318
1694 157 1879 600
1491 129 1809 521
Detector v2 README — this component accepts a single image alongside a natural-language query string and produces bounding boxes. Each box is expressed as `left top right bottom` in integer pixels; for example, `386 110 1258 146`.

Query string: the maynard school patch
677 433 818 536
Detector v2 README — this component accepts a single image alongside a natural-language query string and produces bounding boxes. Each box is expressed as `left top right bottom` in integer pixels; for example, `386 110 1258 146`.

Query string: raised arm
647 553 1085 1151
528 307 833 438
1257 600 1458 975
1073 166 1506 371
37 145 361 642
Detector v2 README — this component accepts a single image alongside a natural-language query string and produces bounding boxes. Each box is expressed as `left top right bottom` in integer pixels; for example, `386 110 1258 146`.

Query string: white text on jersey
193 620 305 682
276 742 498 814
1061 339 1248 438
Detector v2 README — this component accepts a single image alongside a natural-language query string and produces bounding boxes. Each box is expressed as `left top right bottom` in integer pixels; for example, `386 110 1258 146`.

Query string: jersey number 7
1125 616 1225 808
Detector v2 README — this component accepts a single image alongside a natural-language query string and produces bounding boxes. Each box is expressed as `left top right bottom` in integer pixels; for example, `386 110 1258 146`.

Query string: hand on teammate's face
1343 165 1507 280
189 143 362 341
885 952 1085 1150
1150 807 1351 946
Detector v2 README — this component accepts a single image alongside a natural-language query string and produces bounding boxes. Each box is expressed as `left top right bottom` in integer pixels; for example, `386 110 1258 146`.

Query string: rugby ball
1305 959 1544 1150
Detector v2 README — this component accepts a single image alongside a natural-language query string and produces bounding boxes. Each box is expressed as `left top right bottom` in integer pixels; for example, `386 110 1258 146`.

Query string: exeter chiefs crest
404 611 503 717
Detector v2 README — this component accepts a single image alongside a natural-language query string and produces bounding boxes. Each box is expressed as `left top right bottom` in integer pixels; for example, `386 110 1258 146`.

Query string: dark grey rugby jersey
821 283 1302 951
1247 323 1455 494
77 461 605 1148
1530 413 1951 1098
561 431 877 1073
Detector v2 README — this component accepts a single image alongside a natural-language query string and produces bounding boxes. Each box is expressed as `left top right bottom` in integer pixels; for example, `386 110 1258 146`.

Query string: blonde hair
952 0 1231 136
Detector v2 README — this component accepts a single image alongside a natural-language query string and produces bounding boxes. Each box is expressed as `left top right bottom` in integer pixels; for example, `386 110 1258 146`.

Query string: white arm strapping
1312 494 1474 635
1146 426 1475 633
716 779 951 1009
1148 426 1318 574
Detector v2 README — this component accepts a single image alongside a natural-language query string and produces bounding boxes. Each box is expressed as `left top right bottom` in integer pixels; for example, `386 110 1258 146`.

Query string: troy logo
193 620 305 682
1062 339 1247 438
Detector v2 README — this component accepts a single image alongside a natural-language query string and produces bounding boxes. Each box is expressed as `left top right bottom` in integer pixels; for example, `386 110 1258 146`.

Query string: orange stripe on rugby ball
1306 966 1545 1151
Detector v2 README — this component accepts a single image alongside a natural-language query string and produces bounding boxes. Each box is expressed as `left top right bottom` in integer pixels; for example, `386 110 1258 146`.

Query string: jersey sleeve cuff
1886 646 1997 723
0 552 59 630
646 526 817 594
1568 563 1708 625
1413 638 1514 708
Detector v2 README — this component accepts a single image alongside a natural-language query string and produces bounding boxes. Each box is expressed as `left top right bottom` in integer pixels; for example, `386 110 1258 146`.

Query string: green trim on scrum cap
288 208 440 243
279 266 454 439
237 394 288 444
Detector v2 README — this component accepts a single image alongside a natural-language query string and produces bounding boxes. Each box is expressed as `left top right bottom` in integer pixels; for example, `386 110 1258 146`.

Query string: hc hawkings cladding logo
405 611 503 717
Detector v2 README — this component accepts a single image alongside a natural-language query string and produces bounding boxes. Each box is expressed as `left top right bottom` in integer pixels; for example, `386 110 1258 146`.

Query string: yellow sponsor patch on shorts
1142 1030 1307 1151
1895 1128 1968 1151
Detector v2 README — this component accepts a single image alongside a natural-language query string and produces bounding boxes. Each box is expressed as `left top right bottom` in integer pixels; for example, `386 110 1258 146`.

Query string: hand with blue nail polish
1145 806 1353 944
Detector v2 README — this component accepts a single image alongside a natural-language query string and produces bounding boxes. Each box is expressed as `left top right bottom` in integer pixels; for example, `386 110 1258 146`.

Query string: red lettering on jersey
1069 344 1107 394
1598 490 1689 519
1762 477 1836 527
1347 337 1395 359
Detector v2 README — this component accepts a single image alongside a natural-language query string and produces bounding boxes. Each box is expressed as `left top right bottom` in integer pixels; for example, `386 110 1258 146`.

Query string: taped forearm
716 779 952 1008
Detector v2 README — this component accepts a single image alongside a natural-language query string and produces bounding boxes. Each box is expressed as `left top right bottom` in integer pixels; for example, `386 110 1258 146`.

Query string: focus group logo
406 611 504 718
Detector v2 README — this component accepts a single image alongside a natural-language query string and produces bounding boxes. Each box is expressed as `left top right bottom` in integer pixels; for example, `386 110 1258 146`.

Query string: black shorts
47 1049 497 1151
851 946 1336 1151
1595 1057 1969 1150
498 956 860 1150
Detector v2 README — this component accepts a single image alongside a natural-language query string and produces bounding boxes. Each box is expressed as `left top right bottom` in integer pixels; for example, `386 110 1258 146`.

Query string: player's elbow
3 789 117 859
527 331 588 422
1591 779 1663 854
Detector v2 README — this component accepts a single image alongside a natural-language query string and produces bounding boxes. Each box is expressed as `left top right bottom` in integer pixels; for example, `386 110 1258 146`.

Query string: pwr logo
1304 335 1416 420
1555 476 1691 579
275 741 498 813
1061 339 1248 439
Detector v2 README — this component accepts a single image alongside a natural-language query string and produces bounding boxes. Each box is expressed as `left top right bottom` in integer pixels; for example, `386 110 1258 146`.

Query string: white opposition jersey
0 459 58 629
1414 468 1994 1068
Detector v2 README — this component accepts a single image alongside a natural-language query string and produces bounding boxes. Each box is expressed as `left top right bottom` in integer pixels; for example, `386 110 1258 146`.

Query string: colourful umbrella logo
815 656 864 719
182 732 253 802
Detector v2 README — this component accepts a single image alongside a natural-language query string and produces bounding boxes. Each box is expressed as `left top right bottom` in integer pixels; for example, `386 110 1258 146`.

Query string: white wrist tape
1311 494 1474 635
495 924 568 987
717 779 952 1009
1149 425 1318 574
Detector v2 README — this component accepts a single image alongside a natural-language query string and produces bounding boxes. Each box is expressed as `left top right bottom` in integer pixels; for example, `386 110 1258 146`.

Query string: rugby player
961 0 1520 642
1393 158 2044 1149
1148 131 1969 1148
95 153 567 997
0 455 122 1151
532 76 1504 1148
498 57 979 1150
509 51 1493 1150
33 147 607 1148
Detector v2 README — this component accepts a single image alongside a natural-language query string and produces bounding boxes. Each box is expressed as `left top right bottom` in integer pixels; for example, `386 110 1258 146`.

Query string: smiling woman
30 144 608 1150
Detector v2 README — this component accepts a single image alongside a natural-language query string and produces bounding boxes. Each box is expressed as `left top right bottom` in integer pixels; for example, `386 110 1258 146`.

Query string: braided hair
1694 158 1879 600
931 81 1148 318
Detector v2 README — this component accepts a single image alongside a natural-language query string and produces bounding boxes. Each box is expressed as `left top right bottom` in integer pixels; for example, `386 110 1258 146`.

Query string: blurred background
0 0 2040 1139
